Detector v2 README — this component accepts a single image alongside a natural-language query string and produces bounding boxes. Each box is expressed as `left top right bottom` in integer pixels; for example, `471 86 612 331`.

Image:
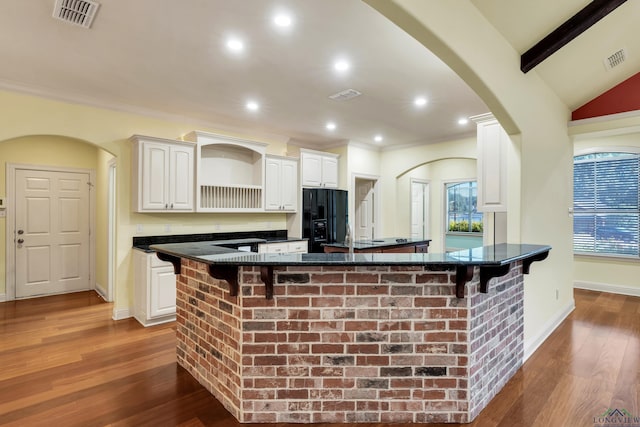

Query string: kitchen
2 0 639 424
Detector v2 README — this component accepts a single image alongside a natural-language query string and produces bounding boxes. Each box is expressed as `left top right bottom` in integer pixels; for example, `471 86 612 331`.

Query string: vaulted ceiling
0 1 637 149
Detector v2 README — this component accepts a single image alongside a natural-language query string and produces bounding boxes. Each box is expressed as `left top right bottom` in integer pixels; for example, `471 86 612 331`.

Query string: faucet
345 223 354 254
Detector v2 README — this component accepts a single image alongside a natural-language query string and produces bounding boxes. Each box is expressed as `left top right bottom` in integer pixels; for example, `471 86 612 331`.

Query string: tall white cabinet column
471 113 510 245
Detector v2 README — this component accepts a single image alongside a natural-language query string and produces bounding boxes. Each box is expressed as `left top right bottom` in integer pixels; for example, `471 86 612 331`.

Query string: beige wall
380 137 477 237
0 89 288 313
367 0 574 355
95 149 115 296
396 158 477 253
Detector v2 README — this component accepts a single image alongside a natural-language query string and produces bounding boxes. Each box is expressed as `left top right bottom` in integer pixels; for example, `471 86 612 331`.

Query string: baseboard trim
574 280 640 298
112 308 132 321
523 300 575 362
0 293 6 302
95 282 107 300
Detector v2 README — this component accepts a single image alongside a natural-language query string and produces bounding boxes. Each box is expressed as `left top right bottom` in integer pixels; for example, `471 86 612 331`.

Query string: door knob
17 229 24 235
17 238 24 244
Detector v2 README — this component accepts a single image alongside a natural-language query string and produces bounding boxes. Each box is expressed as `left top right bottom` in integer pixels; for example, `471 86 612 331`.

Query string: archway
1 135 116 306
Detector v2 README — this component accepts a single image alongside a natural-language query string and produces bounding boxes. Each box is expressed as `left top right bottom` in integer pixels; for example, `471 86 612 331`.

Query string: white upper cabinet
472 113 509 212
131 135 195 212
265 155 298 212
301 149 339 188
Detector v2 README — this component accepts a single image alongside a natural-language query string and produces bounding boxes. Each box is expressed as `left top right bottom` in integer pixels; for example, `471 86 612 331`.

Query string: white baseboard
523 299 575 362
574 280 640 298
112 307 132 321
0 293 6 302
95 282 107 299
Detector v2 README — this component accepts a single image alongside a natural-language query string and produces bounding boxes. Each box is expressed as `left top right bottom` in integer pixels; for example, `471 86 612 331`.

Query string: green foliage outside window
446 181 483 234
448 220 483 233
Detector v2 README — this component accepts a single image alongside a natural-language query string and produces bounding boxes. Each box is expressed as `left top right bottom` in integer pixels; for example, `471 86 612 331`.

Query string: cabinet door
321 156 338 188
133 250 149 320
477 119 508 212
141 142 169 210
280 159 298 211
264 157 283 211
301 152 322 187
169 144 194 211
149 266 176 318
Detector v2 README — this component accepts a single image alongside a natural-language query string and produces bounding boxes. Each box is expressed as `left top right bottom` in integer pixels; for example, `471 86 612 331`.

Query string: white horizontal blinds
573 153 640 256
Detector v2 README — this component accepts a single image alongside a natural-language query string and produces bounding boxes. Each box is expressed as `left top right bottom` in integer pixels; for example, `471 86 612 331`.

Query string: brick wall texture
175 260 524 423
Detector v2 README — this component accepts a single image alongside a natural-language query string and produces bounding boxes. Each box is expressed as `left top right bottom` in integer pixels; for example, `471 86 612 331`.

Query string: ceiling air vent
53 0 100 29
329 89 362 101
604 48 627 71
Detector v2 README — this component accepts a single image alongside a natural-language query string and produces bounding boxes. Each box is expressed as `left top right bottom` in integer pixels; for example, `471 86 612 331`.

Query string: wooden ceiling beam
521 0 627 73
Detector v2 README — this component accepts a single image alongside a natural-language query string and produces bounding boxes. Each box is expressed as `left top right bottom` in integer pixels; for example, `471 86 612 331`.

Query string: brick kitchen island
150 243 550 424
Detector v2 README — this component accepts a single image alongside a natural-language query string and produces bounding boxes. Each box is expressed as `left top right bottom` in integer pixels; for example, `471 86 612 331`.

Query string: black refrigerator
302 188 348 253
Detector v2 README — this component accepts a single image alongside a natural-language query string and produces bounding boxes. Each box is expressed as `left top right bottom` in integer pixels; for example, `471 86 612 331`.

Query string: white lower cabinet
133 249 176 327
258 240 308 254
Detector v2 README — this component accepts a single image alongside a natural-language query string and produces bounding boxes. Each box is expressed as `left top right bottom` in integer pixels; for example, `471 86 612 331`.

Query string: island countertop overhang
149 242 551 299
149 242 549 267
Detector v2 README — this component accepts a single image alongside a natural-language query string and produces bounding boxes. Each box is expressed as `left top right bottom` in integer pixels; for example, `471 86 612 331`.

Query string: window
446 181 483 234
573 152 639 256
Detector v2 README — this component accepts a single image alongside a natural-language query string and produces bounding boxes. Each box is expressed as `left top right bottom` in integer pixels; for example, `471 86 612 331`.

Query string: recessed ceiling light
273 13 292 27
374 135 383 142
334 60 350 72
246 101 259 111
326 122 336 131
226 37 244 52
458 117 469 125
414 96 428 107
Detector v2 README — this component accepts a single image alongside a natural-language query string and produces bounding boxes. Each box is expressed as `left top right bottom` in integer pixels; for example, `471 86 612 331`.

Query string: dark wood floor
0 289 638 426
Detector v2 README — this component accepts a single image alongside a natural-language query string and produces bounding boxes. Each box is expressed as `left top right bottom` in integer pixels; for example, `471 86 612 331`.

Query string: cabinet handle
165 204 168 209
171 203 174 209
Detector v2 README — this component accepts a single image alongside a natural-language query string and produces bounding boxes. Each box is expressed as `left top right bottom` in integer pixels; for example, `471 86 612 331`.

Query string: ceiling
0 1 637 149
472 0 640 111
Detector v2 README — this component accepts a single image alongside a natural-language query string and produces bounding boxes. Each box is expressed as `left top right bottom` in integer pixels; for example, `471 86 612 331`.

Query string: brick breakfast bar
150 242 550 424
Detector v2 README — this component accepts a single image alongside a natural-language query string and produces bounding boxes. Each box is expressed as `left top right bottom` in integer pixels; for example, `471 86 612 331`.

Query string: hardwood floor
0 289 638 426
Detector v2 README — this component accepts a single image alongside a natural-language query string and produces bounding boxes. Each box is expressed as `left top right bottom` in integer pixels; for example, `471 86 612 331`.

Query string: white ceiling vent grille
329 89 362 101
604 48 627 71
53 0 100 29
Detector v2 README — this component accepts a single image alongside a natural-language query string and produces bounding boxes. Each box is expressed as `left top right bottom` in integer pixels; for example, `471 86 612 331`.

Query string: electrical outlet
136 224 144 233
165 224 172 232
214 223 221 231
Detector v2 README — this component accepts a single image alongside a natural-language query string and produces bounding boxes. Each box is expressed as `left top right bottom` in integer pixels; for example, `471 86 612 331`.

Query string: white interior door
355 179 375 241
410 181 429 239
15 169 91 298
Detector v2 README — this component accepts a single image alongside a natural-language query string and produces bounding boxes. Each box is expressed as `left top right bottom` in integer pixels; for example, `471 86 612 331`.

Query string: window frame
573 147 640 260
444 180 483 236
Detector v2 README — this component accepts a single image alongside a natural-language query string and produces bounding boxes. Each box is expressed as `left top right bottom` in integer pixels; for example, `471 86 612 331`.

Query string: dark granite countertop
149 242 551 267
323 237 431 250
132 231 305 253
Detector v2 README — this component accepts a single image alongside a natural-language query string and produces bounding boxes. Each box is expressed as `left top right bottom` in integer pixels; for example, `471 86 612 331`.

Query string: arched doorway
2 135 116 304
